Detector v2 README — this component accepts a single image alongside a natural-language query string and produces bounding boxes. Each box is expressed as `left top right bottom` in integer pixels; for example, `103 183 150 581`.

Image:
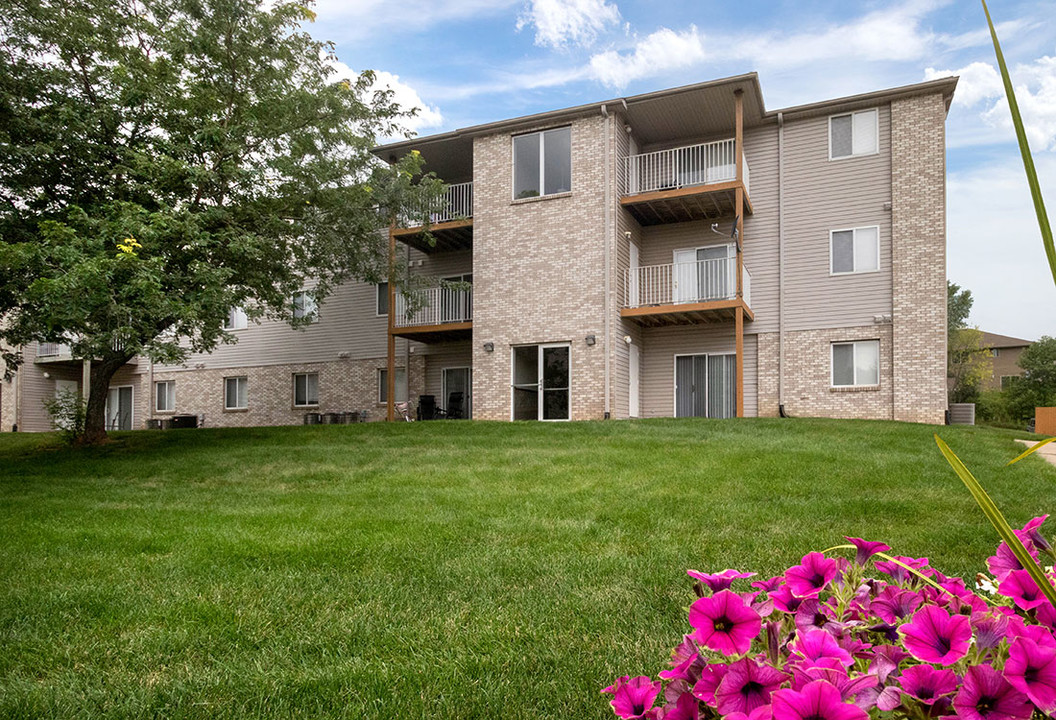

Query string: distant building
980 332 1033 391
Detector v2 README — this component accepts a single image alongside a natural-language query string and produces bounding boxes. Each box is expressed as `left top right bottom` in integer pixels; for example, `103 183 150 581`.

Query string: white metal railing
625 257 753 310
400 182 473 228
37 342 71 357
394 286 473 327
622 139 750 197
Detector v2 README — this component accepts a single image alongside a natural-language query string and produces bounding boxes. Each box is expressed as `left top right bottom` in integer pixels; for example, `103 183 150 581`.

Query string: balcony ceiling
375 134 474 184
623 79 766 146
393 220 473 254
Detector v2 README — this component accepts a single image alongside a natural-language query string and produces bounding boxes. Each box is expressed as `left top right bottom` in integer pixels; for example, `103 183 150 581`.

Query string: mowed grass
0 418 1053 718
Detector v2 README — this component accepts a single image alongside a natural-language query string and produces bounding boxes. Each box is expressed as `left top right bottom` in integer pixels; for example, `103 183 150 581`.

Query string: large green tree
0 0 440 442
1006 336 1056 420
946 281 991 403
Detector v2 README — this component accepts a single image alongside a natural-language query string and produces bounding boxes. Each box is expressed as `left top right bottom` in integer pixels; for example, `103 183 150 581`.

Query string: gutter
601 103 612 419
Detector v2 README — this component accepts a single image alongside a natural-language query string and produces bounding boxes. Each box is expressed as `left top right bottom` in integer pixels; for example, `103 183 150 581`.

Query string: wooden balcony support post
735 305 744 418
387 226 396 422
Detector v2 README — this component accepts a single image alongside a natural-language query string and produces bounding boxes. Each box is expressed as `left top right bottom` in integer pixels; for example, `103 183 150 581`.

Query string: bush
603 521 1056 719
42 389 87 445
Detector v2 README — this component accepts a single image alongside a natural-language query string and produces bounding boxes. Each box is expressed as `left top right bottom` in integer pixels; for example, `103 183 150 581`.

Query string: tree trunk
80 354 134 445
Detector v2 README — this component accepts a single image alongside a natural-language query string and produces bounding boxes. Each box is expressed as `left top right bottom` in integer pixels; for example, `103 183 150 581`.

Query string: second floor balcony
391 285 473 342
622 253 753 326
621 138 752 225
394 182 474 254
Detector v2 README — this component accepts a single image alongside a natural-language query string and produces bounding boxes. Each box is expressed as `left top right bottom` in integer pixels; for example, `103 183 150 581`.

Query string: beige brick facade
890 95 948 424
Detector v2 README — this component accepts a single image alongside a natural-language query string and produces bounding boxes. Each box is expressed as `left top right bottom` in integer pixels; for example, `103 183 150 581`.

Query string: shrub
42 389 87 445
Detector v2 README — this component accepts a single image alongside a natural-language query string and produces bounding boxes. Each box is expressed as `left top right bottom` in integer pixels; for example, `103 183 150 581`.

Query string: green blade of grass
981 0 1056 286
935 434 1056 608
1007 436 1056 466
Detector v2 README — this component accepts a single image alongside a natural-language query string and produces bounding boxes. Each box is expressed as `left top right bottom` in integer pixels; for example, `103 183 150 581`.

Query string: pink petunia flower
971 612 1011 651
997 568 1054 612
987 534 1041 581
953 664 1033 720
869 586 922 624
752 576 785 593
898 605 972 665
844 537 891 566
692 663 729 706
687 569 756 593
873 555 930 584
794 597 842 635
688 590 762 657
772 679 868 720
770 585 805 614
724 706 773 720
606 675 662 719
788 629 854 669
660 652 700 682
660 691 699 720
785 552 839 598
1004 636 1056 713
898 665 958 705
714 658 789 716
1023 515 1052 552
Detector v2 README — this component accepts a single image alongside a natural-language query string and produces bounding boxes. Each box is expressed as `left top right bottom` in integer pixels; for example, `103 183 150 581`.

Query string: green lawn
0 418 1052 718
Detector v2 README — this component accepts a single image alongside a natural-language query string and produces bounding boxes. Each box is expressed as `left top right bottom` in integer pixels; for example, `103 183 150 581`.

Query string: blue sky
308 0 1055 341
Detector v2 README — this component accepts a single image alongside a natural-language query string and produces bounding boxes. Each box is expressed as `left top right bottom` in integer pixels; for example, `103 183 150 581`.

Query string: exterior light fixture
483 342 494 353
585 335 596 346
624 335 633 344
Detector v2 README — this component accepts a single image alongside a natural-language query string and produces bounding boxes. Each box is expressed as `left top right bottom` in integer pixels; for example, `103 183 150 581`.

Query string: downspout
601 103 612 419
777 112 788 418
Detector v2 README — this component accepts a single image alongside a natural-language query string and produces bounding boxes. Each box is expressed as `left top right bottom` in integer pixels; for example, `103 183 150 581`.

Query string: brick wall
470 115 610 420
890 95 948 424
151 355 425 428
756 325 895 420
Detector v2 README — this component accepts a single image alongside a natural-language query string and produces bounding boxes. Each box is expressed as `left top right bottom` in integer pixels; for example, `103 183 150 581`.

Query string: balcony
393 182 474 254
622 256 753 326
621 139 752 225
35 342 73 362
391 286 473 342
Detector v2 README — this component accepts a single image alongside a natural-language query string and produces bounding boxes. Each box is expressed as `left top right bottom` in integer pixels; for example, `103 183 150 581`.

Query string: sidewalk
1015 439 1056 468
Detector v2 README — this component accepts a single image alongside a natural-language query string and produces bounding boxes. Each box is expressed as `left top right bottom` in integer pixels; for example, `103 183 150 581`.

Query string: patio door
442 367 471 419
512 344 570 421
697 245 731 301
673 249 698 303
105 386 133 431
675 354 736 419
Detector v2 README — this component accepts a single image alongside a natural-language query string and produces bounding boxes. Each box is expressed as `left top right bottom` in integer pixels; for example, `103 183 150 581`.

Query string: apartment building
1 72 955 432
980 331 1033 390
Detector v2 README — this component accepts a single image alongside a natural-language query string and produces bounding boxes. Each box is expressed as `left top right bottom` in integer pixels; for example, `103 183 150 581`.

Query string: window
155 380 175 413
293 372 319 407
377 368 407 403
831 340 880 387
991 348 1000 357
831 226 879 274
292 291 317 321
376 282 389 316
224 307 247 330
224 376 248 409
830 109 878 159
513 126 571 199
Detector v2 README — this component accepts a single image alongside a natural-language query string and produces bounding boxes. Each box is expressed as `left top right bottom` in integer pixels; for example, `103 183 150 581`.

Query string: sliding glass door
674 354 736 419
512 344 570 421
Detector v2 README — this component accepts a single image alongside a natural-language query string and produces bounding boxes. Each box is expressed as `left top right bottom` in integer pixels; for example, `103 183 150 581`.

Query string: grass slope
0 418 1052 718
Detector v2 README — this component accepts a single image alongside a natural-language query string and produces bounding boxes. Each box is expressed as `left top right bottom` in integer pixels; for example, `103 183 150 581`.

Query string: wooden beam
387 227 396 422
620 180 743 207
734 89 744 184
735 305 744 418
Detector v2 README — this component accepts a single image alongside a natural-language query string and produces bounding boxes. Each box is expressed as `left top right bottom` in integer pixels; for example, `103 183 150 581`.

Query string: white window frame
829 226 880 276
376 283 389 317
377 367 407 404
441 366 472 419
224 376 248 410
105 385 135 431
223 307 248 331
509 342 572 422
511 126 572 200
828 108 879 160
831 340 880 388
292 372 319 407
155 380 176 413
292 290 318 322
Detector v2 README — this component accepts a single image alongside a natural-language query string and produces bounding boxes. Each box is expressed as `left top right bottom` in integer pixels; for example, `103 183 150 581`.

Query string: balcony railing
625 257 751 309
37 342 72 358
394 286 473 328
400 182 473 228
622 139 750 197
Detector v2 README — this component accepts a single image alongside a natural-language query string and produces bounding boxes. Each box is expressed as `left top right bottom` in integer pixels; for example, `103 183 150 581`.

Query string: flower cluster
603 519 1056 720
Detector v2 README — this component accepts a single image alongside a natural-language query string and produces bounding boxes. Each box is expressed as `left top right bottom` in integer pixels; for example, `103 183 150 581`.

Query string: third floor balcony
620 138 752 225
393 181 474 254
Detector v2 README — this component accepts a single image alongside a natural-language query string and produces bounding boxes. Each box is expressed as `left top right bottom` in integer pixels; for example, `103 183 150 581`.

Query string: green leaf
1007 436 1056 466
934 434 1056 608
982 0 1056 287
873 552 951 595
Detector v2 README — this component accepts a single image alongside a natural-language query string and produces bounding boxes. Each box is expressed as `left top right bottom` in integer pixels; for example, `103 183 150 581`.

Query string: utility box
1037 407 1056 436
949 403 975 425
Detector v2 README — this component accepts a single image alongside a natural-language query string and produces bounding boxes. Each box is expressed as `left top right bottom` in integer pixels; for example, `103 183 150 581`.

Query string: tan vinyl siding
639 325 750 418
741 126 780 334
423 341 473 403
780 105 893 331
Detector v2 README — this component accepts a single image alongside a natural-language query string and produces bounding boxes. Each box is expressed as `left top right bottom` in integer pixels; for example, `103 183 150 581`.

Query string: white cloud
516 0 621 49
588 26 705 88
327 59 443 137
947 154 1056 341
926 56 1056 151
